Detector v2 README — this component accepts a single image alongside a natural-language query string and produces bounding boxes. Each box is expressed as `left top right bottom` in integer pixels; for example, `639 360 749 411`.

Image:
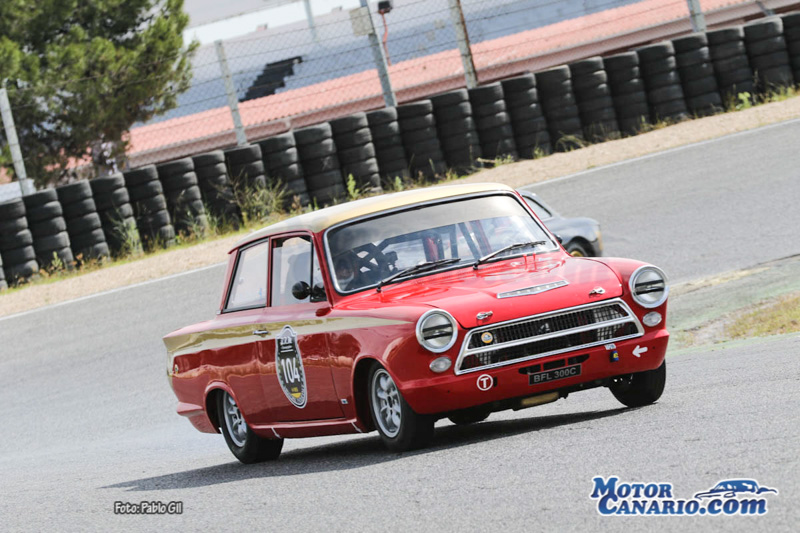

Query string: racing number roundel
276 325 307 409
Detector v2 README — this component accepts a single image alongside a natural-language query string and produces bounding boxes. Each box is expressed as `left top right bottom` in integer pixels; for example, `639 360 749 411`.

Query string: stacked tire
23 189 74 269
431 89 482 171
256 133 310 208
637 42 689 122
192 151 241 225
0 198 39 283
569 57 620 142
156 159 209 236
782 13 800 83
500 74 551 158
124 166 176 250
707 26 755 106
536 66 584 151
330 113 382 194
90 174 140 256
366 108 409 184
396 101 447 180
673 34 723 117
57 182 110 260
225 145 267 190
604 52 651 136
468 83 517 161
743 18 794 95
295 123 345 206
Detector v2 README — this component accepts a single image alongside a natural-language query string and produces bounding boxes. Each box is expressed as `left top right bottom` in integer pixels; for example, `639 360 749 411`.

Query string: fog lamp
643 311 662 327
429 357 452 373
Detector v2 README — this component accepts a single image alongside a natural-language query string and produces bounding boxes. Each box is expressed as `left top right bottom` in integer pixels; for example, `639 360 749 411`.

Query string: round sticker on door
275 325 307 408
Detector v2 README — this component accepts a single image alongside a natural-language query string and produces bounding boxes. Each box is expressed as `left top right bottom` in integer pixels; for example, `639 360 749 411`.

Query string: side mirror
291 281 311 300
554 234 564 245
310 284 327 302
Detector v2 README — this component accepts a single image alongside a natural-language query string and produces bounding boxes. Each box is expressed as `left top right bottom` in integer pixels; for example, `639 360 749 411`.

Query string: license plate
528 364 581 386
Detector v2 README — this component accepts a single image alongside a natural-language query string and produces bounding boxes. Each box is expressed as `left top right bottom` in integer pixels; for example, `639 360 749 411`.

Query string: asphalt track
1 120 799 531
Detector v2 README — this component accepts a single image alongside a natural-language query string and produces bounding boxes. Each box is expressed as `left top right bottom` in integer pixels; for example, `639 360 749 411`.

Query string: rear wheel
369 364 434 452
567 241 590 257
218 391 283 463
610 360 666 407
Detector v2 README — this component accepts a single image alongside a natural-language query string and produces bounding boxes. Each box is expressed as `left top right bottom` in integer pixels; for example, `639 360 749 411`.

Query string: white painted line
0 262 226 323
521 117 800 190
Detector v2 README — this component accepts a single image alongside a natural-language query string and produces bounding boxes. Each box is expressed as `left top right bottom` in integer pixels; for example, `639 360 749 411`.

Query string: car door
257 233 345 422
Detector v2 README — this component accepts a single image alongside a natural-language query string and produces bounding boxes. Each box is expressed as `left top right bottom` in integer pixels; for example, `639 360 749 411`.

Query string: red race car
164 183 669 463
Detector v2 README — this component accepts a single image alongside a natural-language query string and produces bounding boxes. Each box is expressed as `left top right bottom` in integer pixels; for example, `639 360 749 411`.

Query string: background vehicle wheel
610 361 666 407
217 391 283 463
448 408 491 425
369 363 434 452
566 241 590 257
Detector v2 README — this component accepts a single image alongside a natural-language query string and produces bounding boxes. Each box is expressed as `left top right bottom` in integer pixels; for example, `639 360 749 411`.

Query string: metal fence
2 0 799 184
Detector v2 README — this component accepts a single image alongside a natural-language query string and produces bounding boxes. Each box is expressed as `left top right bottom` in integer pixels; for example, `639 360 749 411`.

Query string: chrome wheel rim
222 392 248 447
371 369 402 438
570 249 585 257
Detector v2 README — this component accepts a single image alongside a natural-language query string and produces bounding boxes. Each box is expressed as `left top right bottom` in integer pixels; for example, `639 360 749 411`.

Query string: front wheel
369 364 434 452
610 360 666 407
218 391 284 464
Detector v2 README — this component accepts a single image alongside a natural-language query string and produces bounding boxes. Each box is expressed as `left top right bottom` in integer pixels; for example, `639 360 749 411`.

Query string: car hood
358 254 623 328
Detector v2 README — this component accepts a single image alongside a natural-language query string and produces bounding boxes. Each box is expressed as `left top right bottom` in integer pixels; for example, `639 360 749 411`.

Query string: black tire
330 112 369 133
434 102 473 122
304 170 345 191
475 111 511 131
167 186 203 205
5 259 39 281
68 213 102 234
684 76 718 96
0 228 32 248
510 116 548 136
26 202 63 223
217 391 283 464
224 145 262 166
637 42 674 63
89 175 126 195
571 71 608 91
0 199 26 221
448 408 491 425
375 146 407 162
430 89 469 107
680 61 716 82
0 217 27 236
708 26 745 45
56 182 92 204
569 56 604 76
747 35 787 57
94 189 131 211
23 189 58 209
710 41 747 61
162 172 199 192
128 180 164 202
399 114 437 131
302 155 340 175
751 50 791 69
605 52 639 70
265 147 300 168
676 47 711 68
468 83 504 105
501 74 536 93
366 107 398 126
333 127 372 149
673 33 708 53
368 363 434 452
641 56 678 77
229 161 266 184
338 143 376 165
136 194 168 214
566 240 590 257
257 133 296 154
744 19 783 41
610 361 667 407
343 158 380 177
369 121 401 140
397 101 434 118
401 126 439 145
30 217 66 236
124 166 159 188
62 198 97 219
472 100 505 118
536 66 571 88
157 158 194 177
192 150 226 168
3 245 36 264
34 232 70 252
196 163 229 181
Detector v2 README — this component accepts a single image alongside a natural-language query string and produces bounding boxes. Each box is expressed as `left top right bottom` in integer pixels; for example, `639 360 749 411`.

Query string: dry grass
725 292 800 340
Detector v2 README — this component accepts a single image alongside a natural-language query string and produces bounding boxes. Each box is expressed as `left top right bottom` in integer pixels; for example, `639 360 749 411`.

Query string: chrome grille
456 299 643 374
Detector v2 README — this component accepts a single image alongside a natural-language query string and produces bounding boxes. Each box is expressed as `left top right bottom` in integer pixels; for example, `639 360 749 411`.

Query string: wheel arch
204 382 235 434
352 356 380 432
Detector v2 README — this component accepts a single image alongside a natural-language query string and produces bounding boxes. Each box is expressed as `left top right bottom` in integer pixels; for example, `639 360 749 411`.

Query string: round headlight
416 310 458 353
629 265 669 308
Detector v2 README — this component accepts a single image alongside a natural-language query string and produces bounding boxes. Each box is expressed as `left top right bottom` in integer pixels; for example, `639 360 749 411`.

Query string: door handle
252 329 270 336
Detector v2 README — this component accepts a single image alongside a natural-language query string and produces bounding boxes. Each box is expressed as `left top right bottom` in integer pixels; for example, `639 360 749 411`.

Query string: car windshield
326 194 558 293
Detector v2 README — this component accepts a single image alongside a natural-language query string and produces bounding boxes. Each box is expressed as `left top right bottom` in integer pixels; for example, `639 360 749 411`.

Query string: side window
525 197 552 220
226 241 269 311
271 235 326 307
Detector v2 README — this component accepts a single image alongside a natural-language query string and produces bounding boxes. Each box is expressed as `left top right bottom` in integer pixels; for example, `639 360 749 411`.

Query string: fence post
0 87 35 195
303 0 319 43
215 40 248 146
353 0 397 108
448 0 478 89
686 0 707 32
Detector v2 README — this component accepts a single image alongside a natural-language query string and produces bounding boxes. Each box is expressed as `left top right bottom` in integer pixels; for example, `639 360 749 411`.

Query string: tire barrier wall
156 158 209 236
330 113 382 194
23 189 74 269
430 89 482 172
56 181 110 260
192 150 242 226
123 166 176 251
0 198 39 284
5 20 800 285
90 174 140 256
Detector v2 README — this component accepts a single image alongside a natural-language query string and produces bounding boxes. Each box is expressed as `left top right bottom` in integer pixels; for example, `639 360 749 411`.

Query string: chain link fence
2 0 798 182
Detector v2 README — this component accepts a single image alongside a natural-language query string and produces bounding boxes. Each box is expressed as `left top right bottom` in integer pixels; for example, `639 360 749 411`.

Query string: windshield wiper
376 258 462 292
472 241 546 269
